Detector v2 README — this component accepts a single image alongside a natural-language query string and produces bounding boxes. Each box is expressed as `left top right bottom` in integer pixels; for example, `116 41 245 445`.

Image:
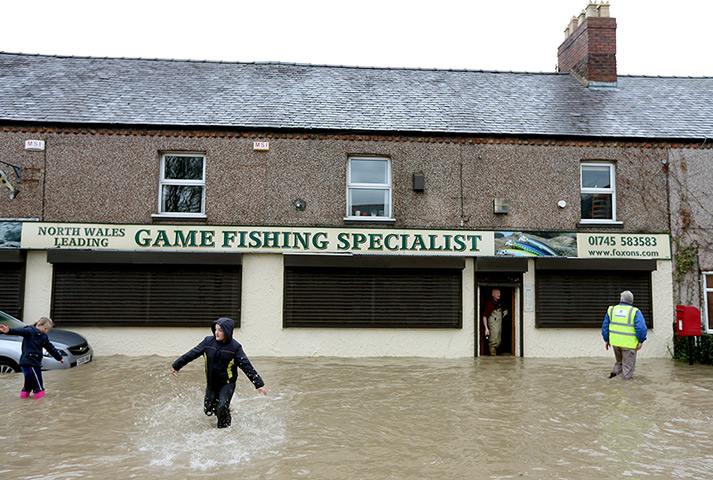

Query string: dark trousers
21 366 44 393
204 382 236 427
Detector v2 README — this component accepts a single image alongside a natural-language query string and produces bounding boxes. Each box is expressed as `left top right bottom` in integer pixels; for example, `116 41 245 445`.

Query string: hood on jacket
211 317 235 343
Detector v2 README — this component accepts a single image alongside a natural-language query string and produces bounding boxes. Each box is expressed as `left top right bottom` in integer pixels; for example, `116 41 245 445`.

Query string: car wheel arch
0 357 20 373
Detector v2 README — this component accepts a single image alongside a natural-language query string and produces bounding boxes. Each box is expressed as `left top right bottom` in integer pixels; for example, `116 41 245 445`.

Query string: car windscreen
0 311 26 329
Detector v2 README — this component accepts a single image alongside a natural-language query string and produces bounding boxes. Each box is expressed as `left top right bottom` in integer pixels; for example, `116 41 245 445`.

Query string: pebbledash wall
15 221 673 359
0 127 678 360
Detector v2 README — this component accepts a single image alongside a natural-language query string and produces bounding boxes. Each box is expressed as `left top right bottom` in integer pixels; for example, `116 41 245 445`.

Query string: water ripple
1 356 713 479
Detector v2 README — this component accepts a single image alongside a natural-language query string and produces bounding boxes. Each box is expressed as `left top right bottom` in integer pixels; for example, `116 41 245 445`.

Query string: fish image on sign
496 234 561 257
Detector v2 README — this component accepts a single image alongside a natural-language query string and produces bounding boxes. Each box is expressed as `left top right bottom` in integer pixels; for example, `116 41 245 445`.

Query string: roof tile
0 53 712 140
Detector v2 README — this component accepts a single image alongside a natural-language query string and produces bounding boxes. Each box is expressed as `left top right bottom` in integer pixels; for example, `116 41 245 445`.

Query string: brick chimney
558 2 617 87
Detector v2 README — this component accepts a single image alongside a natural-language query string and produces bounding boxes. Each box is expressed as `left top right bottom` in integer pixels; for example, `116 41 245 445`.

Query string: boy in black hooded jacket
172 317 267 428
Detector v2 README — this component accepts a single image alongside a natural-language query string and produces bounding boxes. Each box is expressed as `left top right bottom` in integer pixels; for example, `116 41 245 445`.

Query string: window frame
345 156 393 221
580 162 617 223
704 272 713 333
156 152 206 218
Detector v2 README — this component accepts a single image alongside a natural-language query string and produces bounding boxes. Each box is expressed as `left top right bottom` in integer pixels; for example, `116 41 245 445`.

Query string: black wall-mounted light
413 173 425 192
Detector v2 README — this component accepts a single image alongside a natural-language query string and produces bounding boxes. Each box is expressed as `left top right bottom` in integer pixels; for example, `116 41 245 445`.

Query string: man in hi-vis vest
602 290 648 380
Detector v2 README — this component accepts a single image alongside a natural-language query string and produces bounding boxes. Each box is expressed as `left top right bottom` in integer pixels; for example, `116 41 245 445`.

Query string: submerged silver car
0 310 93 373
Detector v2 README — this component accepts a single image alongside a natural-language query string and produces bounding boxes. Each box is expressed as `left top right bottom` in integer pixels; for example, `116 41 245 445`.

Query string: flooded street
2 356 713 479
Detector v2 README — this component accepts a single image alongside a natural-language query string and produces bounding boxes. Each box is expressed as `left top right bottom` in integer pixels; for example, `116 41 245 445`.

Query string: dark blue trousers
21 366 44 393
204 382 236 427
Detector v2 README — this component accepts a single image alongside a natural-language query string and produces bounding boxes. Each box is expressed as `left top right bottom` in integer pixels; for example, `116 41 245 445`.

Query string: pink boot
20 391 30 399
34 390 45 399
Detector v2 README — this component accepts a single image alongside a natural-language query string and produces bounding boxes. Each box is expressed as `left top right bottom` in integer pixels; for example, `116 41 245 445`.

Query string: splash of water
133 371 286 472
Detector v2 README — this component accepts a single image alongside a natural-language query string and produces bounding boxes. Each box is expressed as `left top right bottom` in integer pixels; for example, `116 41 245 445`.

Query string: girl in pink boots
0 317 64 399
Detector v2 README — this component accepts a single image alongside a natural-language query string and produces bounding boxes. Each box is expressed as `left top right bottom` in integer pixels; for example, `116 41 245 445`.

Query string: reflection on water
1 356 713 479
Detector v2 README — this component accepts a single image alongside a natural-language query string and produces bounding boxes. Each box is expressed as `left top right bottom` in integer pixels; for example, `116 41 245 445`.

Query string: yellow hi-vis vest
607 304 640 349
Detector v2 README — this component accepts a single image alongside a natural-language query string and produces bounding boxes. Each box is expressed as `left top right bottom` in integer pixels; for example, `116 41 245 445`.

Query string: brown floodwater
1 355 712 479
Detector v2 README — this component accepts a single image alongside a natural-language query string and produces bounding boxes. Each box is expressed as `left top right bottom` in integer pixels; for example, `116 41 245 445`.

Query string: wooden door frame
478 285 517 357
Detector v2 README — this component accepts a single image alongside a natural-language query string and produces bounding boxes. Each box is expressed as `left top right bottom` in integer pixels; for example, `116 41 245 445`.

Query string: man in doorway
482 288 508 356
602 290 647 380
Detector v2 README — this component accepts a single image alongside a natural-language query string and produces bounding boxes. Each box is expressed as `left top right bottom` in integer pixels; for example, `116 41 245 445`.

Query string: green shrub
673 325 713 364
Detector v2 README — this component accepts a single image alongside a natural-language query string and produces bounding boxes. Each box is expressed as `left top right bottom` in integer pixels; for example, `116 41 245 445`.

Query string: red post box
676 305 701 336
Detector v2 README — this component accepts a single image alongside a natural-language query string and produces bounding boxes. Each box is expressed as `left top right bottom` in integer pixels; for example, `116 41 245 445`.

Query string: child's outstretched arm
1 325 31 337
43 339 64 363
234 346 266 395
171 339 207 375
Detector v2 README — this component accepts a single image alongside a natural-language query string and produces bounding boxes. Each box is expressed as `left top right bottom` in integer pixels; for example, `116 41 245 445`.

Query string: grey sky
1 0 711 76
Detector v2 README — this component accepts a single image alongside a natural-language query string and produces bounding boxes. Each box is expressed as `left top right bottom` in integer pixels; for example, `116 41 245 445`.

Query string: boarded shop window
346 156 392 219
580 163 616 222
0 263 24 319
284 266 462 328
52 264 241 327
535 269 652 328
159 153 205 216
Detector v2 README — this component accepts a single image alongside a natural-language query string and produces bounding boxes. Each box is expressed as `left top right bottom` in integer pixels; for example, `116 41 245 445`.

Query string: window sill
151 213 207 222
577 220 623 228
344 217 396 226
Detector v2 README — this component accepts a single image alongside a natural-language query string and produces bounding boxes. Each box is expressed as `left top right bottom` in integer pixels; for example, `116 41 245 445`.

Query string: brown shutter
284 266 462 328
535 270 653 328
0 263 24 319
52 264 241 327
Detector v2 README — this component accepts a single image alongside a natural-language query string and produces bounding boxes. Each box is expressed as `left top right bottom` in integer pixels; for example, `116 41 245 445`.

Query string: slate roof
1 52 712 140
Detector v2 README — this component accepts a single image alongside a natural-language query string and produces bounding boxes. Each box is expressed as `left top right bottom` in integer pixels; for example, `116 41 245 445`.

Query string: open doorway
479 286 515 356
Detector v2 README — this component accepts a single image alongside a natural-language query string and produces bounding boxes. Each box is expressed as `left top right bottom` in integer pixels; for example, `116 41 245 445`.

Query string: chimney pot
586 3 599 17
568 16 579 36
598 1 610 17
